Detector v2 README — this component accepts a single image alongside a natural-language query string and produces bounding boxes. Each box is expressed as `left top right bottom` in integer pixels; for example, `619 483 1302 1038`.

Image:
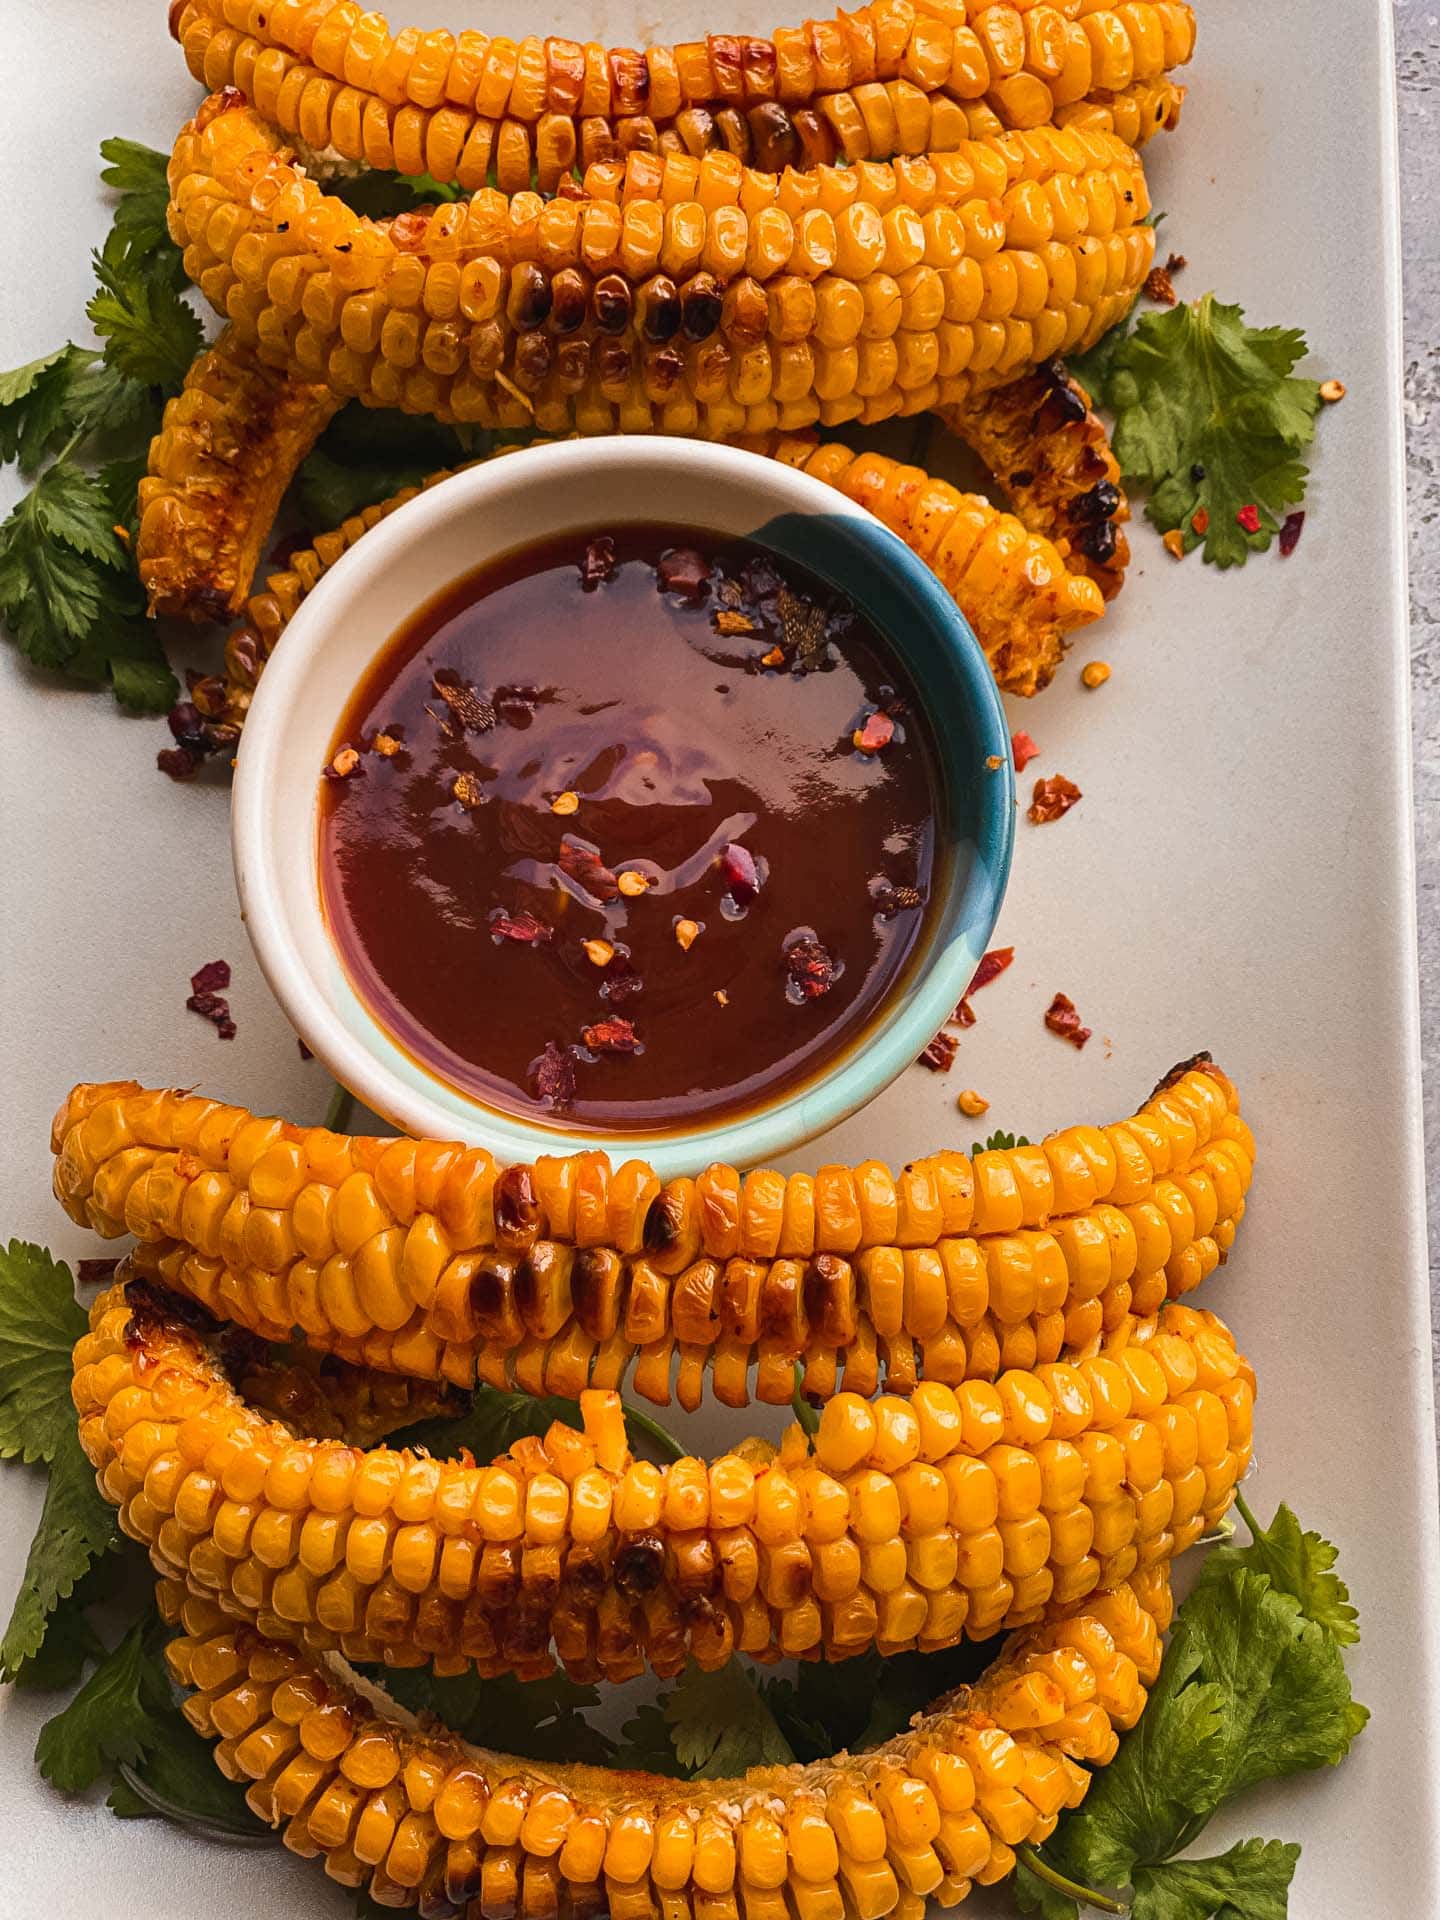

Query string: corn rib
168 92 1155 434
137 325 342 620
155 1562 1166 1920
51 1059 1252 1408
170 0 1192 190
75 1271 1250 1680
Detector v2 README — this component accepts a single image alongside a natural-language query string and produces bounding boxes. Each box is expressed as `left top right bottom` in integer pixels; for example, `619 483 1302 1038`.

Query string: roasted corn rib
207 424 1101 733
940 361 1129 597
75 1272 1250 1680
137 325 342 620
168 92 1155 433
51 1059 1252 1409
156 1564 1167 1920
172 0 1192 191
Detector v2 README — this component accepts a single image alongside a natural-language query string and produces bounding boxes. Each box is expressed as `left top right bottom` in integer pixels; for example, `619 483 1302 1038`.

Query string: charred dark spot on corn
614 1533 666 1596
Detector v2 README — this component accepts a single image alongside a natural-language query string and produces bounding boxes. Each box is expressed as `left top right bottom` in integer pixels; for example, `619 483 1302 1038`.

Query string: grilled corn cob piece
172 0 1192 190
52 1058 1252 1409
156 1561 1161 1920
75 1271 1250 1679
169 93 1155 434
209 423 1100 730
137 326 342 620
940 361 1130 599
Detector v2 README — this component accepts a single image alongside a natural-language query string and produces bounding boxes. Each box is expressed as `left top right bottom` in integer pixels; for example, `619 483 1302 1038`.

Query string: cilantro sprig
1015 1499 1367 1919
1070 294 1325 568
0 137 200 710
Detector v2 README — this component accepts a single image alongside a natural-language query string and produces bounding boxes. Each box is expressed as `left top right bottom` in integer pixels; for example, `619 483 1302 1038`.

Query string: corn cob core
173 0 1191 190
74 1272 1251 1681
52 1062 1253 1409
136 325 341 622
169 95 1154 434
940 361 1131 599
208 422 1101 732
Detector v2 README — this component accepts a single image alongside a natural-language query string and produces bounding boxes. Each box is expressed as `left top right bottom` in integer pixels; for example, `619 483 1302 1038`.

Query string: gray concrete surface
1398 9 1440 1388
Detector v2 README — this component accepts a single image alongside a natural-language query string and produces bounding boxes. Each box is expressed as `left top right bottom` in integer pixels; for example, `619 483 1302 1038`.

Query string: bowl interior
233 440 1013 1176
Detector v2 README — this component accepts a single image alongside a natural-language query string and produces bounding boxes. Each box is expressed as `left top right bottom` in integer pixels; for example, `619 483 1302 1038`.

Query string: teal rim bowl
232 438 1014 1177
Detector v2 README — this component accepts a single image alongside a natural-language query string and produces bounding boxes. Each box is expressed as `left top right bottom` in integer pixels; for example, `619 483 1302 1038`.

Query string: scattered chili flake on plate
1029 775 1082 824
582 1017 640 1053
968 946 1015 996
76 1258 119 1288
951 998 977 1028
919 1030 959 1071
187 959 236 1040
1044 992 1092 1049
1236 502 1262 535
717 841 761 907
1011 731 1041 771
1279 510 1306 556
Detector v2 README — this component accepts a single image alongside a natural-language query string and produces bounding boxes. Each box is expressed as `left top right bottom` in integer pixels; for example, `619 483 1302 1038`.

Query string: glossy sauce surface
319 525 946 1131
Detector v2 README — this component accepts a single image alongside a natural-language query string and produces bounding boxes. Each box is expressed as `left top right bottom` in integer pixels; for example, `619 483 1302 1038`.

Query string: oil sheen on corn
318 524 948 1129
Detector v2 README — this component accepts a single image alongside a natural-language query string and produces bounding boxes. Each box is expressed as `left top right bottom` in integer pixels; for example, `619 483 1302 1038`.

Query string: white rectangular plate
2 2 1437 1913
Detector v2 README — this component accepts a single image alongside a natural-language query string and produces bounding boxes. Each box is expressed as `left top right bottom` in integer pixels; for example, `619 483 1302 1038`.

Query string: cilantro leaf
972 1129 1031 1156
613 1700 682 1775
330 170 465 218
34 1617 153 1791
379 1663 616 1766
98 137 186 288
297 449 434 531
1020 1515 1367 1919
1179 1567 1368 1799
1129 1839 1299 1920
1097 296 1322 566
0 1240 88 1463
0 348 81 472
105 1717 264 1834
11 1550 132 1693
0 1424 123 1681
87 249 202 393
1210 1496 1359 1646
665 1660 796 1777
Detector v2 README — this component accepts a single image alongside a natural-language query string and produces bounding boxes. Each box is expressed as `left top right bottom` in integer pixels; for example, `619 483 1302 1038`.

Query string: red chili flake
601 954 644 1004
919 1030 959 1072
1279 510 1306 557
718 841 761 906
297 1038 314 1060
853 711 895 754
76 1259 119 1288
1028 775 1082 824
531 1041 577 1107
1190 507 1210 536
1011 731 1041 772
582 1016 640 1053
187 990 236 1041
784 935 838 1002
190 959 231 996
558 835 619 903
951 998 977 1028
1236 503 1262 535
968 946 1014 996
657 547 711 597
157 745 198 781
490 910 553 946
580 536 617 588
1044 993 1092 1050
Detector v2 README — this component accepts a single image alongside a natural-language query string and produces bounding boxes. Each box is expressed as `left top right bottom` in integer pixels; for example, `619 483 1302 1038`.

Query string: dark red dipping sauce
319 524 946 1131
